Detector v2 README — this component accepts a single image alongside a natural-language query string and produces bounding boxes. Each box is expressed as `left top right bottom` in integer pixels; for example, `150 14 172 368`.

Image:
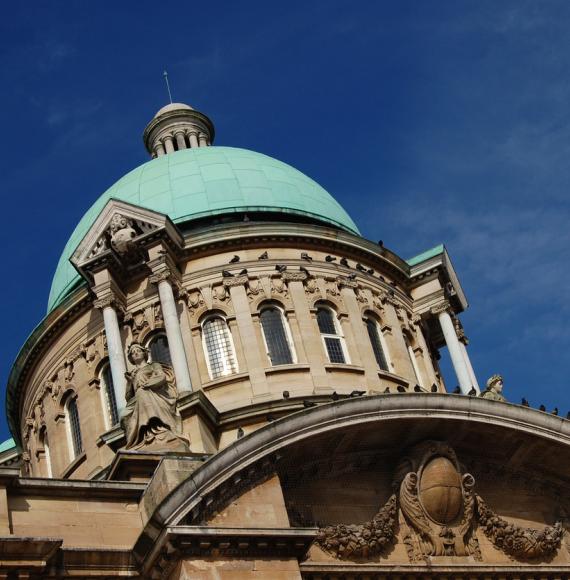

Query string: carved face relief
109 213 137 254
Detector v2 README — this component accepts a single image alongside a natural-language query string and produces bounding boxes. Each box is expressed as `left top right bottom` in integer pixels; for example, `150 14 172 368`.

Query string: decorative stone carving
153 302 163 327
185 289 205 315
121 343 190 452
271 276 288 298
282 271 308 283
246 278 263 301
430 300 451 316
480 374 506 402
213 284 231 303
124 309 149 342
222 274 249 287
397 442 480 561
109 213 137 254
477 494 563 560
316 494 398 559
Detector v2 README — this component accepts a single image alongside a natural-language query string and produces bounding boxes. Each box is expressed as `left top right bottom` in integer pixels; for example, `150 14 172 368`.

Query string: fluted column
432 302 472 394
149 270 192 393
164 134 175 154
188 131 199 148
174 131 187 151
94 295 128 417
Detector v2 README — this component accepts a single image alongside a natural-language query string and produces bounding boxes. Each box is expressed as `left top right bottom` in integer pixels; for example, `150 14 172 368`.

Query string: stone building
0 102 568 578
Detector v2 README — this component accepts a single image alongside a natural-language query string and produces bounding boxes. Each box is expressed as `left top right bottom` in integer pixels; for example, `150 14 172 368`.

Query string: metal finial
163 70 173 104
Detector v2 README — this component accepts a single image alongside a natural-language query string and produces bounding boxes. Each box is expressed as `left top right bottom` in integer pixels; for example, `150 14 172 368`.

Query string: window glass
203 317 238 379
366 319 388 371
317 306 346 364
260 307 293 365
149 334 172 366
67 398 83 458
101 363 119 426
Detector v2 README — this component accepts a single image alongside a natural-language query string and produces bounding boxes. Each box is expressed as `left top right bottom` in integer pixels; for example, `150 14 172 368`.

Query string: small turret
142 102 215 158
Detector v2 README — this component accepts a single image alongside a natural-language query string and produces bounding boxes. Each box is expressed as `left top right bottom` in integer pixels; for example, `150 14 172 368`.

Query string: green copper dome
48 146 359 312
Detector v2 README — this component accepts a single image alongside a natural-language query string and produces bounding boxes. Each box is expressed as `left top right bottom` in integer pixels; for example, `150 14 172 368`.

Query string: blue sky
1 1 569 442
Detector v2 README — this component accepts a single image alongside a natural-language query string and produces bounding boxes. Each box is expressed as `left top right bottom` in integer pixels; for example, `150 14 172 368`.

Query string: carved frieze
314 440 563 563
477 495 563 560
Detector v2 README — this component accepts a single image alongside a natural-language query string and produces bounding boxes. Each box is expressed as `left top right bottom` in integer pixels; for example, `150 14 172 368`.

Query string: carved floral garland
476 495 563 560
315 494 398 559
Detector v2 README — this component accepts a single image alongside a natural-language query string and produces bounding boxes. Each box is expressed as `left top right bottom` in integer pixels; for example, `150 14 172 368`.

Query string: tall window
405 335 424 388
65 396 83 460
100 362 119 428
148 333 172 366
260 306 294 365
39 427 52 478
202 315 238 379
317 306 347 364
366 318 389 371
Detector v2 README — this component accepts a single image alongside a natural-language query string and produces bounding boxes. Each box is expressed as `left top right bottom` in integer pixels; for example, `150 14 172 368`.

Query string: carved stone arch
309 294 344 313
55 386 78 422
250 292 292 313
196 306 232 326
134 394 570 575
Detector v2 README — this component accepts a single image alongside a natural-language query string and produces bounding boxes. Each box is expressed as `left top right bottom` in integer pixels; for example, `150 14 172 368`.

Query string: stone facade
0 102 567 578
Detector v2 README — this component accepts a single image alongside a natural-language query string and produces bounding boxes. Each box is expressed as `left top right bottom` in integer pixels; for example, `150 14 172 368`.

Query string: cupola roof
48 146 359 312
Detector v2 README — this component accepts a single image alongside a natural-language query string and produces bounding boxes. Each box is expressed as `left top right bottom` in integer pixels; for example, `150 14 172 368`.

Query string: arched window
148 333 172 366
316 305 347 364
38 426 52 478
65 396 83 460
202 315 238 379
366 318 389 371
260 306 295 365
100 362 119 428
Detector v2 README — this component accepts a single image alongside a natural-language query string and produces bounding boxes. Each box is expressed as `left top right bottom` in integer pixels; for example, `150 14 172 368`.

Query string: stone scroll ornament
315 441 563 562
397 442 481 562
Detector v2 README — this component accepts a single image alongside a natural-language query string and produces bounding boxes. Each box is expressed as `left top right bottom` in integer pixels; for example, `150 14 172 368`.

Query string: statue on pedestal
121 343 190 452
480 374 506 402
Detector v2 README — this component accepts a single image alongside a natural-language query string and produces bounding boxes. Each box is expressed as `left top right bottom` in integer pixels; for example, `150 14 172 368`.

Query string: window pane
366 319 388 371
149 334 172 366
261 308 293 365
102 364 119 426
203 317 238 379
324 337 346 364
317 308 337 335
68 399 83 457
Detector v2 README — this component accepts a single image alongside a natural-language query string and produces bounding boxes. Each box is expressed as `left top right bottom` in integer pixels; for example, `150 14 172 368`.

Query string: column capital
430 300 451 316
93 292 126 316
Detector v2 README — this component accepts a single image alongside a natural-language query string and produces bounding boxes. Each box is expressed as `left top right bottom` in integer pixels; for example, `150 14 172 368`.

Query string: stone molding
134 394 570 571
430 300 451 316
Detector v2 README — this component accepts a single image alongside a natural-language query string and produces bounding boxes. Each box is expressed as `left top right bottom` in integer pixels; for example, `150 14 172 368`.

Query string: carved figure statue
480 374 506 402
121 343 190 452
109 213 137 254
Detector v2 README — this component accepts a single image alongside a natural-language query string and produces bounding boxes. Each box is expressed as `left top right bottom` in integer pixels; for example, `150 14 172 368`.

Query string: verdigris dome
48 146 359 312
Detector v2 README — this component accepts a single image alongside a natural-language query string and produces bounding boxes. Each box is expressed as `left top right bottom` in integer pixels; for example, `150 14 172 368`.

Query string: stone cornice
133 394 570 570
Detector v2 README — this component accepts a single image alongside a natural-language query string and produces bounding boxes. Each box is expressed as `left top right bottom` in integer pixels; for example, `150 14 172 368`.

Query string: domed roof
154 102 194 117
48 146 359 312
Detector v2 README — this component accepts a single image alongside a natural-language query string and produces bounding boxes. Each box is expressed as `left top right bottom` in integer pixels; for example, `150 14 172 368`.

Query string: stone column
149 270 193 393
460 339 480 393
432 302 472 394
188 131 199 148
198 133 208 147
154 142 166 157
94 295 128 417
174 131 187 151
164 134 175 154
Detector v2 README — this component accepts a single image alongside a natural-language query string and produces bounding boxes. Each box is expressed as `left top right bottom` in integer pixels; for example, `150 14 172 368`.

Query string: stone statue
480 374 506 402
121 343 190 452
109 213 137 254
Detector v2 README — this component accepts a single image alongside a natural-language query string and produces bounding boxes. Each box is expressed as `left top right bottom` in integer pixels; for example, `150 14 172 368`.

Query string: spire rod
163 70 173 104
